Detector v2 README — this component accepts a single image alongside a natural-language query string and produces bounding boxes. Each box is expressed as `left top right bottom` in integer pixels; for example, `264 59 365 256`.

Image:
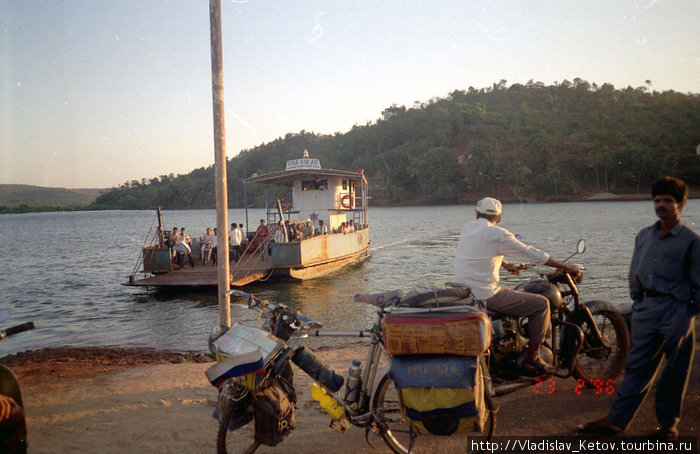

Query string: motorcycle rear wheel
570 303 630 387
372 359 496 454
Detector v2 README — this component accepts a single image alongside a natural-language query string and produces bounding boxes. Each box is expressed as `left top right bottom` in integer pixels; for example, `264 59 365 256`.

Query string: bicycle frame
295 305 391 426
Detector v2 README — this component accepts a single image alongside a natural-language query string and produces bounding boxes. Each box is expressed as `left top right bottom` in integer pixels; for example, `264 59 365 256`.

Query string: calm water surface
1 200 697 356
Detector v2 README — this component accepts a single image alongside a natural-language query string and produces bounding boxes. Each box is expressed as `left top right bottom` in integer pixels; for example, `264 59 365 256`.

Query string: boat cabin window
302 179 329 191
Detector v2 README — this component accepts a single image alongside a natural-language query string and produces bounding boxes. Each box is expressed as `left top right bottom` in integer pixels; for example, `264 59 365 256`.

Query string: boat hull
271 228 370 280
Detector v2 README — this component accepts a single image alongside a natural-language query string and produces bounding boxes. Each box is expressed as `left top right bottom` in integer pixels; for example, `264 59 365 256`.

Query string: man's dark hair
651 177 688 204
476 211 500 223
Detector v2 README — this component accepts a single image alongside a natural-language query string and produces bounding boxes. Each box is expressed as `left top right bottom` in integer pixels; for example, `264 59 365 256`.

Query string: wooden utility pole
209 0 231 328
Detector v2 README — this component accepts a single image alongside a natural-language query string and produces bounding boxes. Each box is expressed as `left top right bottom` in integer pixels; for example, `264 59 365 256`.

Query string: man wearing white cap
454 197 580 375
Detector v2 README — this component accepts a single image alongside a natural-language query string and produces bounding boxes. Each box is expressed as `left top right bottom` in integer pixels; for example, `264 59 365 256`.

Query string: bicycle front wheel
371 359 496 454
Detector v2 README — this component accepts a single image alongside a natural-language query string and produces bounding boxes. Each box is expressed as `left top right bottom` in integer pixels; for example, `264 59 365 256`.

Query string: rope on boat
129 214 158 282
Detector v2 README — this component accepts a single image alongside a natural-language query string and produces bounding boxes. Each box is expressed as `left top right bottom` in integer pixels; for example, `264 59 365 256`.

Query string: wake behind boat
125 151 371 288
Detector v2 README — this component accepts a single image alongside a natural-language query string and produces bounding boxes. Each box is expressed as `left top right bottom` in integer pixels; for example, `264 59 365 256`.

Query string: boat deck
127 254 273 288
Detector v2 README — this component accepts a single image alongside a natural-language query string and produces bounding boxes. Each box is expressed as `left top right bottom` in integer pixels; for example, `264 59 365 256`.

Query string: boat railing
129 215 162 283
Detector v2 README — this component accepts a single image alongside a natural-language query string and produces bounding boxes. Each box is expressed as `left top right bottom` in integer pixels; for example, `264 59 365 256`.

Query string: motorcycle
399 239 630 397
476 239 629 395
489 240 630 395
0 309 36 454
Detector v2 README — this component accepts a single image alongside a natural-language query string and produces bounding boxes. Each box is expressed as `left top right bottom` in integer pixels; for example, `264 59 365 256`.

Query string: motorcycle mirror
0 309 9 324
563 239 587 262
577 239 587 254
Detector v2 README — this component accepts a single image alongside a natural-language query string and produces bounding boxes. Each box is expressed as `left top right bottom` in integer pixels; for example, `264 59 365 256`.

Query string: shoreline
4 191 696 215
2 329 698 453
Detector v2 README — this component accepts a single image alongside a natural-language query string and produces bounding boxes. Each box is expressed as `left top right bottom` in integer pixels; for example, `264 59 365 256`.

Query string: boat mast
156 206 165 247
209 0 231 328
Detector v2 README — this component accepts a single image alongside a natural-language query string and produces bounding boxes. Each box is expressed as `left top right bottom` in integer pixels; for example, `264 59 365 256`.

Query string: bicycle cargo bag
214 380 254 431
383 307 491 356
253 375 296 446
388 354 487 435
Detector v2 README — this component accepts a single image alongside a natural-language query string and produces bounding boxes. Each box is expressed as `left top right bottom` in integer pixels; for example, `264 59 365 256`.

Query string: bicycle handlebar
225 289 323 331
0 321 36 340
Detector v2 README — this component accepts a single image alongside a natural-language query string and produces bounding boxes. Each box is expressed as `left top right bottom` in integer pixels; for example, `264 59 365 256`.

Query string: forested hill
92 80 700 210
0 185 103 213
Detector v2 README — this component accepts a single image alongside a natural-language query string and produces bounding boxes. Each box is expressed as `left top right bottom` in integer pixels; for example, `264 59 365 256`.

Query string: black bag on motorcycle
253 375 296 446
388 354 487 435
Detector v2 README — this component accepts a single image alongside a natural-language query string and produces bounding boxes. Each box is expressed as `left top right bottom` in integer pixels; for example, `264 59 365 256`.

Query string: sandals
521 358 555 376
577 419 622 436
656 427 679 441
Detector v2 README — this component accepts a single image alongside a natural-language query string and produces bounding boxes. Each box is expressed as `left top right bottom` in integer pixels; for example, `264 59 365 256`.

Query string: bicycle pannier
388 354 486 435
253 375 296 446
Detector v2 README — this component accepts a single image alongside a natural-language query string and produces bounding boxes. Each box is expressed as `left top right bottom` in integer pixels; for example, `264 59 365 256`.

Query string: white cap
476 197 502 216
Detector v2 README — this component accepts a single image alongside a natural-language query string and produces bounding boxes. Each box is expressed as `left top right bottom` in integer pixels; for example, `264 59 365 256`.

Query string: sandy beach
2 321 698 453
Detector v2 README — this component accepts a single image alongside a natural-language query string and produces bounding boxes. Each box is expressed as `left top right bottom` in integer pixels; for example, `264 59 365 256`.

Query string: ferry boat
126 151 371 288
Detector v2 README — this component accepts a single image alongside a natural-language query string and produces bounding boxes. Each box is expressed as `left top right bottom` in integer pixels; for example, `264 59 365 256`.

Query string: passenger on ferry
211 228 218 264
318 220 328 235
179 228 195 268
239 224 247 241
347 220 356 233
256 219 270 260
200 228 214 264
168 226 179 250
172 239 195 268
273 220 287 243
230 222 242 262
169 227 180 264
303 220 314 239
340 222 348 234
180 227 191 246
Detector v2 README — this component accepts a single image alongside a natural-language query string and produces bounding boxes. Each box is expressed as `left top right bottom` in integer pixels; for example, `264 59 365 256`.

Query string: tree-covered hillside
0 185 103 213
92 80 700 210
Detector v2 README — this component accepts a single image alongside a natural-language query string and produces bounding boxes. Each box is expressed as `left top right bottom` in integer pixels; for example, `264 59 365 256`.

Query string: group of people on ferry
167 215 359 268
167 226 196 269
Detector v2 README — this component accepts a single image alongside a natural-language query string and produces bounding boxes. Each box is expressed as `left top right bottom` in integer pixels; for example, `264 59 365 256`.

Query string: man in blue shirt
579 177 699 439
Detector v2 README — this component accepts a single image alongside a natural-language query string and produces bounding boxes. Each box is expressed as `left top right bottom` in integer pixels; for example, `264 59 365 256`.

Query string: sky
1 0 699 189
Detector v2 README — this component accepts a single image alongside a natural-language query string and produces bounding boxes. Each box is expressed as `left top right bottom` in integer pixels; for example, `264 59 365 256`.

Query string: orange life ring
340 194 353 209
279 198 290 211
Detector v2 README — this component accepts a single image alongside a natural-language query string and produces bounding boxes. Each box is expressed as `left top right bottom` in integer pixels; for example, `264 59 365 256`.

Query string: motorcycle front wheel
372 358 496 454
569 301 630 387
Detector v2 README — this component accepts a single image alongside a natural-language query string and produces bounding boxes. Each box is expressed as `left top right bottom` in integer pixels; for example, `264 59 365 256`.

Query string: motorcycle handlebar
0 321 36 340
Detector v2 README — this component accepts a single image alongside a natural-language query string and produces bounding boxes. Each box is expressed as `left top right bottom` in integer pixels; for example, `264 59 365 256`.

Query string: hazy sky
2 0 698 189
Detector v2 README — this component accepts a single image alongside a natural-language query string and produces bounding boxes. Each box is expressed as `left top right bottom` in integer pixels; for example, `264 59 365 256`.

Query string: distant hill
0 185 104 210
92 80 700 210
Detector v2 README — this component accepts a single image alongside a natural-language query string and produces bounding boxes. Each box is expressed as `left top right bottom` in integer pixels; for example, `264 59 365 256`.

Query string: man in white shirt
318 220 328 235
201 228 215 264
454 197 580 375
178 227 195 268
230 223 242 262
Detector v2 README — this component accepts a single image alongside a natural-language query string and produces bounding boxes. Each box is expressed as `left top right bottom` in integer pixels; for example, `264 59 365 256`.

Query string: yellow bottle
309 382 345 420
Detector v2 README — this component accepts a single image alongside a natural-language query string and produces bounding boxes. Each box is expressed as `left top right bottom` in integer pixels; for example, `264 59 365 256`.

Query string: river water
1 200 697 356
